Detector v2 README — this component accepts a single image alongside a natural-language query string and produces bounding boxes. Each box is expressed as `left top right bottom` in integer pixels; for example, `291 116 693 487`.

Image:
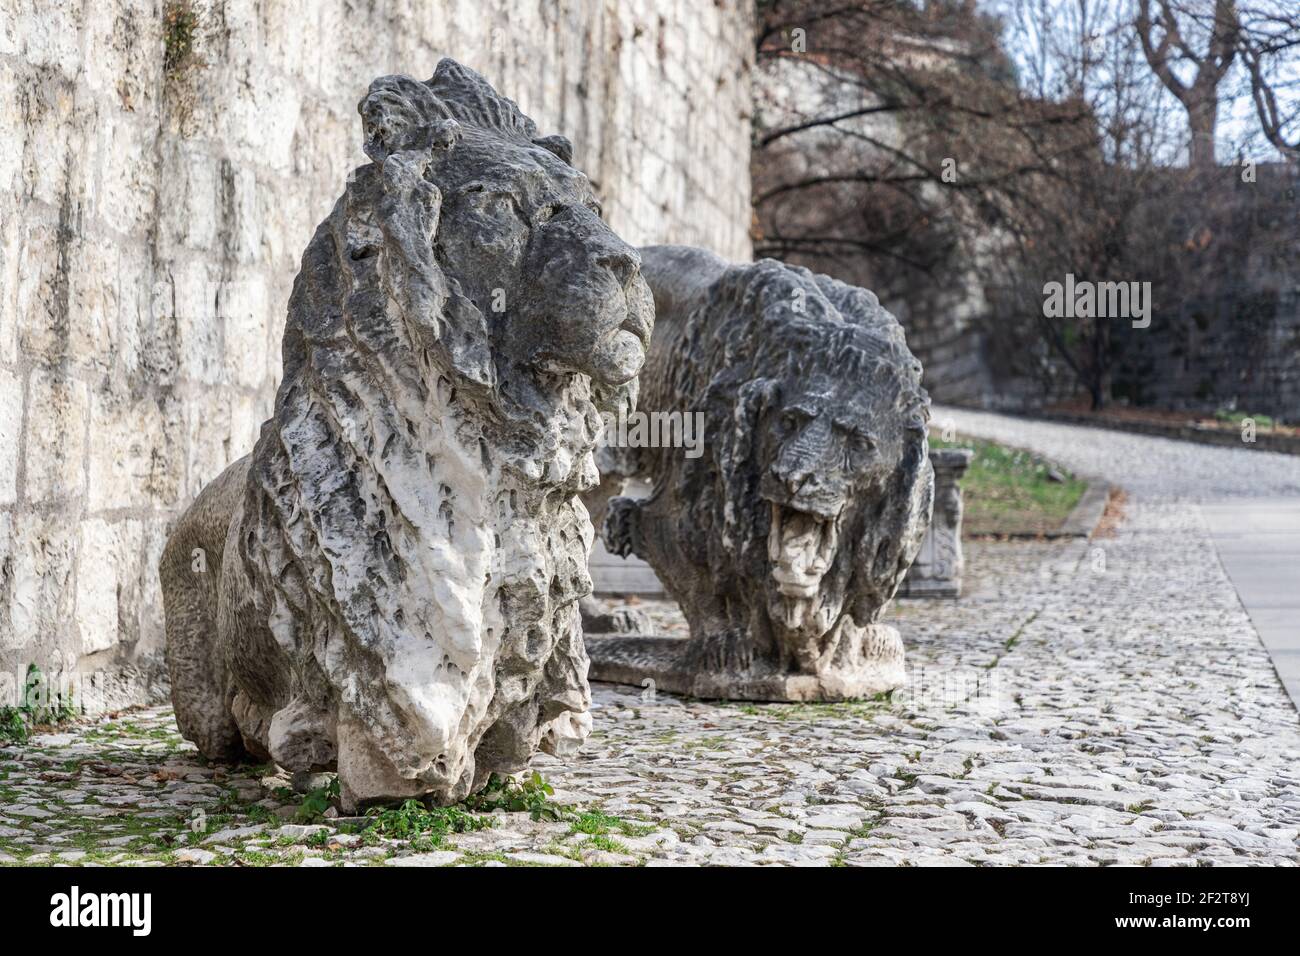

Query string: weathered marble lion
160 60 652 808
587 246 932 701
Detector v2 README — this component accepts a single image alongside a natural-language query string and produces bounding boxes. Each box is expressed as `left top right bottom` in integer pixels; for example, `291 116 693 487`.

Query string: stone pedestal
588 620 905 702
896 448 974 599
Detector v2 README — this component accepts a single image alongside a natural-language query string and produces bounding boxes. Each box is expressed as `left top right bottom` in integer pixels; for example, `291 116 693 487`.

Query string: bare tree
1135 0 1239 168
1237 2 1300 159
753 1 1297 413
979 2 1151 409
752 1 1093 319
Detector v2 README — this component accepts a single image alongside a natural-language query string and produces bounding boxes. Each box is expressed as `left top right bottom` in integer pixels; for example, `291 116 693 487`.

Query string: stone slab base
586 629 906 702
895 579 960 599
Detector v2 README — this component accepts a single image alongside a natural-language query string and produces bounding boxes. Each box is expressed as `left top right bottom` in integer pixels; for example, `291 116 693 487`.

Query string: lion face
757 372 895 601
430 128 653 387
737 354 931 643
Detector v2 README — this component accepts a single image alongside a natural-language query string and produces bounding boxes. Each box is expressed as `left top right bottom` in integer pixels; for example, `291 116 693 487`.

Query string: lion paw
602 495 644 559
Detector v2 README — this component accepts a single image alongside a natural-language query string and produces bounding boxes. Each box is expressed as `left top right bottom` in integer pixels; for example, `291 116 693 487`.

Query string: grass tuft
930 434 1086 536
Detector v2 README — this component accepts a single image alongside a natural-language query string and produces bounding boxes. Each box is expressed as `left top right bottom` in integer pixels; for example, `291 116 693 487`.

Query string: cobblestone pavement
2 413 1298 866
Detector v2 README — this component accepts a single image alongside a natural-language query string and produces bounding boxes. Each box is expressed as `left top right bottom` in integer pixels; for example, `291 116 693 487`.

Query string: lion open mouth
768 502 839 628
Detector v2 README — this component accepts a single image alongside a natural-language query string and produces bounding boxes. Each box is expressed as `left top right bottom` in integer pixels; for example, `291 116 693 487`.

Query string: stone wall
0 0 755 711
1108 164 1300 421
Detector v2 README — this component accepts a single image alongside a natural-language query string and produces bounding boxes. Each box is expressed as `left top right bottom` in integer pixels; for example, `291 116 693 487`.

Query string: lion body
589 246 933 701
161 60 651 807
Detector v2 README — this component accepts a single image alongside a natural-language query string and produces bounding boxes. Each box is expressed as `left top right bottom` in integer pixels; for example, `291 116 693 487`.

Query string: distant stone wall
1108 165 1300 420
0 0 755 711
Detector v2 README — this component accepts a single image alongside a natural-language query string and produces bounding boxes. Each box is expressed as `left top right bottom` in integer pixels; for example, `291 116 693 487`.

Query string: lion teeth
768 501 782 561
817 518 838 566
782 597 811 629
769 504 839 601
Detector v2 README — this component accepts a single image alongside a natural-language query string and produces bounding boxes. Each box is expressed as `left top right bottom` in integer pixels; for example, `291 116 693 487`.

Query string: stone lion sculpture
160 60 653 808
586 246 933 701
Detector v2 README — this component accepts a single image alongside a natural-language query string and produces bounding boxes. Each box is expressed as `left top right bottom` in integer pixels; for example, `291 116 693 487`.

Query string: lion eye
535 203 563 224
781 408 814 430
457 184 525 219
849 435 876 462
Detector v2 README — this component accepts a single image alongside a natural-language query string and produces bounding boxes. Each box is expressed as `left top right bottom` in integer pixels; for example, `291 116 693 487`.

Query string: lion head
702 261 933 668
356 63 653 408
237 60 653 805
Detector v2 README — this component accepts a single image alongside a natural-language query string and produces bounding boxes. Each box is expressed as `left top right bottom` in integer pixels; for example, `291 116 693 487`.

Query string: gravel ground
930 404 1300 498
2 411 1297 866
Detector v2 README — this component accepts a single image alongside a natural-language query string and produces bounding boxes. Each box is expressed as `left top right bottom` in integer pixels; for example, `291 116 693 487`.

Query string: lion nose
775 415 832 494
595 247 640 287
772 461 811 495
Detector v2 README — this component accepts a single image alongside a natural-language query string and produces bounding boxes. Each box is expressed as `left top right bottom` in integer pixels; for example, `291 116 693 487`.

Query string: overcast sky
984 0 1297 165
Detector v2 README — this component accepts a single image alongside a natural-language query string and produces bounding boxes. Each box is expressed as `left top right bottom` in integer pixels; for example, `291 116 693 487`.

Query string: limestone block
9 0 83 79
0 512 11 651
259 0 318 82
23 370 89 503
66 233 122 371
157 143 220 253
261 277 290 358
135 309 180 391
229 391 267 456
220 273 270 388
109 255 152 385
289 99 353 207
222 162 265 265
86 390 183 510
3 511 78 652
220 72 302 173
76 518 144 655
185 389 235 499
0 208 18 365
134 519 168 657
0 62 24 195
183 389 269 499
16 69 90 210
0 5 16 57
0 368 21 505
256 168 318 270
82 0 162 115
14 218 66 363
306 5 368 105
98 113 157 236
159 259 223 385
